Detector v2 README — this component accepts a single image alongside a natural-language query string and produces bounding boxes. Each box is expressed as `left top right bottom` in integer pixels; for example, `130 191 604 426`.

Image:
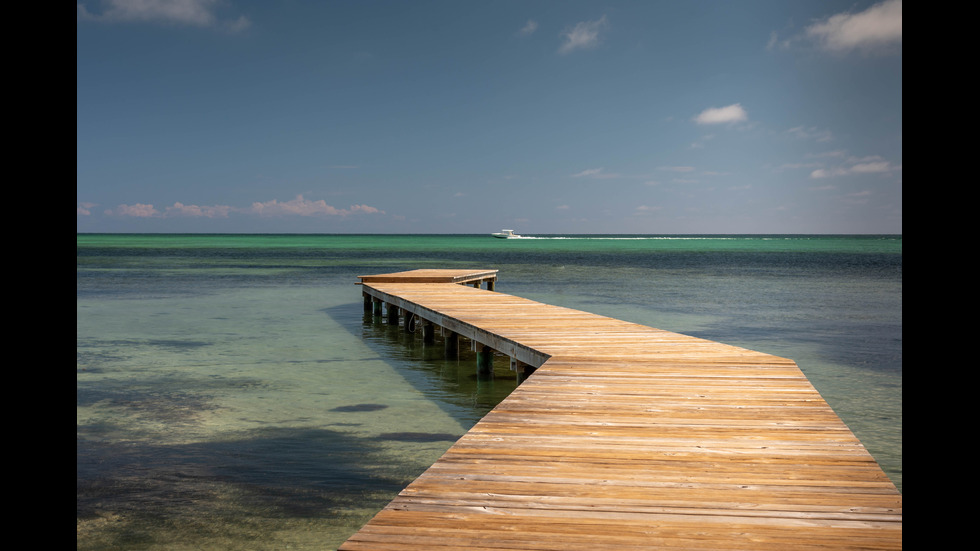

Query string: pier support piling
445 331 459 358
477 345 494 377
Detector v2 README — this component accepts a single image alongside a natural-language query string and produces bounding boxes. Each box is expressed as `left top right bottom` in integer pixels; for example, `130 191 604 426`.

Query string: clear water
77 234 901 550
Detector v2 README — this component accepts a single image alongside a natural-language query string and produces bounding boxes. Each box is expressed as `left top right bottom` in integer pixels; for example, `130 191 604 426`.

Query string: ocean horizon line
76 231 902 237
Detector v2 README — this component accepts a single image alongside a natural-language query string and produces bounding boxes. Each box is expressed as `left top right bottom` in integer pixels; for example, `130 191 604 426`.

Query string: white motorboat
491 229 523 239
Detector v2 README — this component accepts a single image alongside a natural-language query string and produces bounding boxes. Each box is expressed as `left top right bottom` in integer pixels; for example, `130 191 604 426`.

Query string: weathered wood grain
340 274 901 550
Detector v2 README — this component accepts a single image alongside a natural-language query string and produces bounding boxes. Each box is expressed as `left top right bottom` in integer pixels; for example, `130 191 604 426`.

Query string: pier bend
343 269 901 550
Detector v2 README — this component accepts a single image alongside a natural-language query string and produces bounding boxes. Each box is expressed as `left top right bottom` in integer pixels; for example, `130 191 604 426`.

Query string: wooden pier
342 269 901 550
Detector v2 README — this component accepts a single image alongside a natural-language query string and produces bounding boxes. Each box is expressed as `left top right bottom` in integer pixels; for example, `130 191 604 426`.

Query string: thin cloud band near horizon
78 195 386 219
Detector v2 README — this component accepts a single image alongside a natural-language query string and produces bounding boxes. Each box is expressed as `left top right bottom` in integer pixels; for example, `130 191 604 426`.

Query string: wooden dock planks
358 268 499 286
341 273 901 550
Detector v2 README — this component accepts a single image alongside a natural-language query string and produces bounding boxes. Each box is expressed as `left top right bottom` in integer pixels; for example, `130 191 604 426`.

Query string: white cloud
690 133 716 149
519 19 538 36
693 104 748 125
347 204 383 215
571 168 602 178
558 16 608 54
571 167 622 179
788 126 833 142
773 162 822 172
805 0 902 54
164 202 233 218
849 161 892 174
111 203 160 217
77 0 251 32
841 190 874 205
249 195 384 217
810 168 842 179
810 156 898 179
807 150 847 159
105 195 384 219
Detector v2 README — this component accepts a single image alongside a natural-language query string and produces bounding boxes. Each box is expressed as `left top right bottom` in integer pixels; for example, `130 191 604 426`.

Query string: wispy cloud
772 162 823 172
689 134 715 149
558 15 608 54
111 203 160 217
98 195 385 218
165 202 234 218
841 190 874 205
77 0 251 32
810 156 899 179
807 150 847 159
249 196 383 216
519 19 538 36
633 205 662 216
77 202 97 216
805 0 902 54
571 167 622 179
770 0 901 55
787 126 833 142
693 103 748 125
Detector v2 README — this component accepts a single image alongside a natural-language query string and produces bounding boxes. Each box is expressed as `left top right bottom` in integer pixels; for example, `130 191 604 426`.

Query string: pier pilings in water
364 290 523 382
359 269 535 383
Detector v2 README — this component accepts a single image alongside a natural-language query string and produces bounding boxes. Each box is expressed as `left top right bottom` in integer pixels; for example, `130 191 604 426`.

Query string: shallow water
77 234 901 549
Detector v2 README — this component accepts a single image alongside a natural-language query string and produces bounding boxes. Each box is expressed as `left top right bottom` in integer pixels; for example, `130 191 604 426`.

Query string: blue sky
77 0 902 234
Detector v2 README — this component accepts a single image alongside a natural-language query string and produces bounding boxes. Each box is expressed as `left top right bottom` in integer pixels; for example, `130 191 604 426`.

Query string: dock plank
340 275 901 550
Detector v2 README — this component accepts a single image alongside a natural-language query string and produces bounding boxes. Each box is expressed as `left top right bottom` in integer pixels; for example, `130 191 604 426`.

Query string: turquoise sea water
77 234 901 550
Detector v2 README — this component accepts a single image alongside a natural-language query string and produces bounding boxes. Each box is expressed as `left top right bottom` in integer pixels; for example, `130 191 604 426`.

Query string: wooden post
445 331 459 358
522 365 537 382
363 292 372 312
372 297 383 316
487 279 495 291
423 320 435 344
404 312 416 333
477 345 494 377
386 304 399 325
510 357 537 384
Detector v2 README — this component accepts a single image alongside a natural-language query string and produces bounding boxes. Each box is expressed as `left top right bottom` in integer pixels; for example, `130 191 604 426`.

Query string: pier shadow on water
324 300 520 422
77 425 421 550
